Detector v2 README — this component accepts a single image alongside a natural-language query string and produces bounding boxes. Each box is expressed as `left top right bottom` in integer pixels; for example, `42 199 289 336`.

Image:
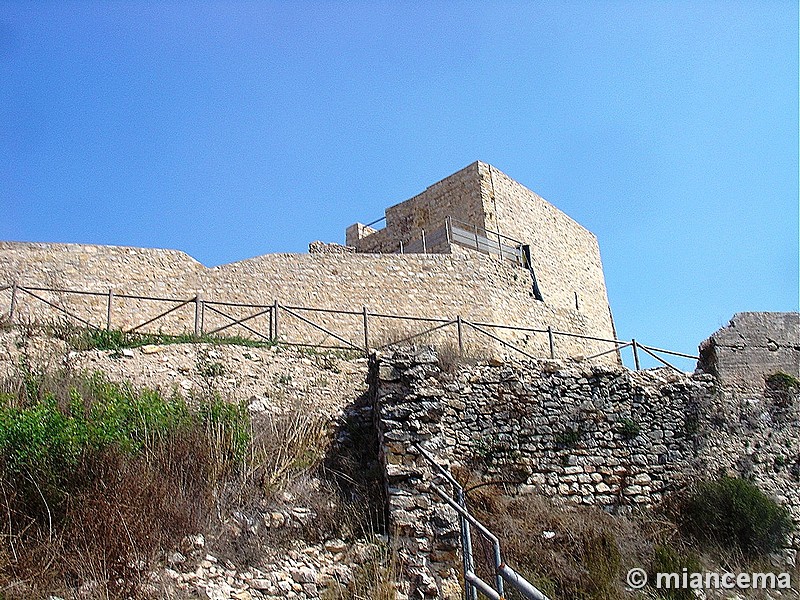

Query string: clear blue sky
1 1 797 365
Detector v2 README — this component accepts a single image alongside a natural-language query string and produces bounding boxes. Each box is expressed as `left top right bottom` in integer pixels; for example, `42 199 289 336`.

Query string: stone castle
2 161 799 599
0 161 619 361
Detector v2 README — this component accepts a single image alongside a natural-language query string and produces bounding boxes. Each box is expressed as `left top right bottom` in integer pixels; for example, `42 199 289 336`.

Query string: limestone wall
0 162 619 361
699 312 800 390
346 162 617 356
478 162 616 350
348 163 484 254
371 348 800 597
0 241 618 362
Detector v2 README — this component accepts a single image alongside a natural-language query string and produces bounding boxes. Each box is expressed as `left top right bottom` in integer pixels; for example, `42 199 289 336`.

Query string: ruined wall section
477 162 616 349
371 349 800 596
699 312 800 391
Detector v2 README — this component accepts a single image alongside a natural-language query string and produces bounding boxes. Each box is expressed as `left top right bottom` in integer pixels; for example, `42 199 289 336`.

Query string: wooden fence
0 283 698 371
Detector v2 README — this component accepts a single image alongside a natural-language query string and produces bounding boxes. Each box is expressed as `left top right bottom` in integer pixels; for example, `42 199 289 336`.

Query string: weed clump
50 323 277 351
679 476 794 557
648 543 703 600
0 365 249 598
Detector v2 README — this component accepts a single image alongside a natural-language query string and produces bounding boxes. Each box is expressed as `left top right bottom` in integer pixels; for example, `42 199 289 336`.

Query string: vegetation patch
766 371 800 392
0 364 249 598
679 476 794 557
617 417 641 439
39 322 278 351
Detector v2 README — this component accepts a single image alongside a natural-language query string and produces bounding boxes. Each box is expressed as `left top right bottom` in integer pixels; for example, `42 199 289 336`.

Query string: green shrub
766 371 800 391
618 417 640 439
680 476 794 556
0 370 251 588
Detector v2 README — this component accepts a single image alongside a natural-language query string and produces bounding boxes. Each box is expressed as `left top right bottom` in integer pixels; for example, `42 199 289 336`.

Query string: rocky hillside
0 326 398 600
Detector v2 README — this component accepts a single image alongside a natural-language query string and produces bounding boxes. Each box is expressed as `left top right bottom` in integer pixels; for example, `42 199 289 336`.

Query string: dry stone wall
371 348 800 598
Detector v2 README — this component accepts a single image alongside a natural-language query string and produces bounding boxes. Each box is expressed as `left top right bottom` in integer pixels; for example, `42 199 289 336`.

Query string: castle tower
346 161 617 356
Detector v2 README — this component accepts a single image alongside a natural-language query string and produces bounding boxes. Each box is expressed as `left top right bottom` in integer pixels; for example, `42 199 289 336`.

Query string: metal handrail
415 444 550 600
447 216 524 248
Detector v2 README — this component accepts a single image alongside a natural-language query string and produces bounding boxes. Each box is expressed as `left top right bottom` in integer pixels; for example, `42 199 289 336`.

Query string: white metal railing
414 443 550 600
396 217 524 265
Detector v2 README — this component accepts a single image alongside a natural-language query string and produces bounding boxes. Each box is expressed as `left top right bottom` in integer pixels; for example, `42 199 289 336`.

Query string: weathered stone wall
348 163 485 254
371 348 800 597
0 162 619 362
699 312 800 390
0 240 620 362
478 162 616 350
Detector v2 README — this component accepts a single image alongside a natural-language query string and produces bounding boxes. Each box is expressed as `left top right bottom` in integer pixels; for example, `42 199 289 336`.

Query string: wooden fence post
106 289 114 330
273 300 279 342
9 282 18 320
547 326 555 359
362 306 369 355
457 315 464 356
269 305 274 340
632 339 641 370
194 293 203 338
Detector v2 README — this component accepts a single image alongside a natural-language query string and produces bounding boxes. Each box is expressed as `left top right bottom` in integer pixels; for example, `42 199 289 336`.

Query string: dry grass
468 488 644 600
0 351 246 599
320 539 401 600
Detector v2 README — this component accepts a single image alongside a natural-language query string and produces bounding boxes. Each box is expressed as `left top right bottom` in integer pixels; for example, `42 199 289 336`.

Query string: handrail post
9 282 18 320
474 224 480 251
422 229 427 254
497 231 503 259
362 306 369 356
547 326 555 359
269 305 274 340
273 300 279 342
106 288 114 330
457 315 464 356
194 292 203 338
632 339 641 370
446 216 452 245
400 240 404 254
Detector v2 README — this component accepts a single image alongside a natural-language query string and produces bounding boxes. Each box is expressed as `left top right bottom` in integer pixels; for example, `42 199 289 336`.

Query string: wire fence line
0 282 699 371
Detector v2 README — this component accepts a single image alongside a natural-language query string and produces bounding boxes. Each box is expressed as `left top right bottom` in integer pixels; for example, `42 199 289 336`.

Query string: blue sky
1 1 797 365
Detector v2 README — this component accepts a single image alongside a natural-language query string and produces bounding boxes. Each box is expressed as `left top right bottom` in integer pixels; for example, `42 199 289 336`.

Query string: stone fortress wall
699 312 800 390
0 162 620 362
371 348 800 597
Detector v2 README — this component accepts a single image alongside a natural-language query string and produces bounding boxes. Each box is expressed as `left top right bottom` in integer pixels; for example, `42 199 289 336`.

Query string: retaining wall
371 348 800 598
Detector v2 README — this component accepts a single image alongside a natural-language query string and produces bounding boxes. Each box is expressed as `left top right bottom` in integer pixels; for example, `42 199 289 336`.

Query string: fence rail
2 282 698 371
